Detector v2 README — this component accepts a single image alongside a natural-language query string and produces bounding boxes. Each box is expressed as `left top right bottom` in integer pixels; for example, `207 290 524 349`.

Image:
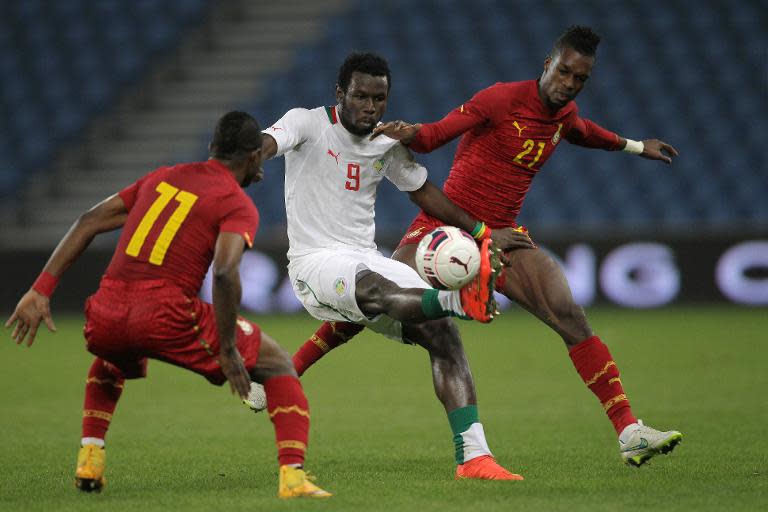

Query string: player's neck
210 158 244 185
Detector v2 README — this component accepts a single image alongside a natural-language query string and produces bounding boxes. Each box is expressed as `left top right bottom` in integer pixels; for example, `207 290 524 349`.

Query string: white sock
458 423 492 463
81 437 105 448
437 290 466 316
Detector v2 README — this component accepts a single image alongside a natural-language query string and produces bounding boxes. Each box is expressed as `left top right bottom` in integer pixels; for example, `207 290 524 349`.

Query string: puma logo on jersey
449 256 470 275
269 126 284 131
327 149 341 165
513 121 527 137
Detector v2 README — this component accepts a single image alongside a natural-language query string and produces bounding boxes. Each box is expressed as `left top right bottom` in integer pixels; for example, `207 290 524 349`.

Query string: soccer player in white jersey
259 53 535 480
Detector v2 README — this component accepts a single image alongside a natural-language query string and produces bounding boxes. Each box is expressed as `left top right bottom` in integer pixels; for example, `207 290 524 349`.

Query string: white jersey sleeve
383 143 428 192
263 108 318 157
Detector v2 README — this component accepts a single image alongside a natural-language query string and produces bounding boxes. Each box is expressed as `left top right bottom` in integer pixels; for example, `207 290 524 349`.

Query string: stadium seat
1 0 210 201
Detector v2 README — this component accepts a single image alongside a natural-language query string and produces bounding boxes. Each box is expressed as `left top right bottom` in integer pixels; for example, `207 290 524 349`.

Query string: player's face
539 46 594 111
337 71 389 136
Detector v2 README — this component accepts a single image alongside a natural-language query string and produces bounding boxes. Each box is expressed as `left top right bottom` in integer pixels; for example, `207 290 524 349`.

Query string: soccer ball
415 226 481 290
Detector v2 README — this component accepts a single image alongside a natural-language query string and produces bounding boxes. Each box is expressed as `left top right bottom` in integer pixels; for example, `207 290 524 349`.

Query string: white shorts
288 248 430 341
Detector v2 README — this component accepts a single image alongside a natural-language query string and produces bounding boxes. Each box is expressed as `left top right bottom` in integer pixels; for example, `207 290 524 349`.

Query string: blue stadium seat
1 0 211 202
245 0 767 234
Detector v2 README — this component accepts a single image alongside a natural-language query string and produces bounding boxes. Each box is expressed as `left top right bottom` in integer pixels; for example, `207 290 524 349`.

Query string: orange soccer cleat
455 455 524 481
75 444 107 492
278 465 332 499
459 239 503 322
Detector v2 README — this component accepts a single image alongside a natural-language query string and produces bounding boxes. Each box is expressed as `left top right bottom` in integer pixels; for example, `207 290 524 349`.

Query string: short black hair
210 111 262 159
553 25 601 57
337 52 391 92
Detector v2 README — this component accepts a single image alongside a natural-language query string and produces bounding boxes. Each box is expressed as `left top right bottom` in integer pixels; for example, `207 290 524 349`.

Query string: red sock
82 358 125 441
292 321 364 376
264 375 310 466
569 336 637 435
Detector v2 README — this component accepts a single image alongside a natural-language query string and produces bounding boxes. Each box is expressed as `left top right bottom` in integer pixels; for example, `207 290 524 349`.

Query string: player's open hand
641 139 678 164
219 346 250 399
491 226 536 254
5 289 57 347
370 120 422 143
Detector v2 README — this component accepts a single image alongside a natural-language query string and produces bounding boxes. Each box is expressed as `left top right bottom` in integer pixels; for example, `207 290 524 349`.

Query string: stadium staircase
1 0 351 248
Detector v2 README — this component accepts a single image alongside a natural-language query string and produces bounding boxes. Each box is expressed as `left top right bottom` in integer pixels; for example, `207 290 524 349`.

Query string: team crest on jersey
551 123 563 145
236 318 254 335
334 277 347 296
373 158 386 175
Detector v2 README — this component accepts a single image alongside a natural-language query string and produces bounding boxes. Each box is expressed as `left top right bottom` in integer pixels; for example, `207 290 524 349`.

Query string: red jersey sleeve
410 83 506 153
219 192 259 248
117 173 151 211
565 107 621 150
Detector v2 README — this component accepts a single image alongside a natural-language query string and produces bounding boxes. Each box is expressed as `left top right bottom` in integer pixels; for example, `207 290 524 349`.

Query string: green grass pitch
1 306 766 511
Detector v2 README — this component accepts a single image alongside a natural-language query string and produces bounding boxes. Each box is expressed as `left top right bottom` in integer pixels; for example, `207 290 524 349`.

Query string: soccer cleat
243 381 267 413
619 420 683 467
455 455 524 481
75 444 106 492
278 465 332 499
459 239 503 323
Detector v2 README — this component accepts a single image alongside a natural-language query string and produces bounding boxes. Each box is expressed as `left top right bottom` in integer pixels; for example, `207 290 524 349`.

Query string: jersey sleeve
383 144 428 192
410 83 505 153
117 171 152 211
263 108 317 158
219 193 260 248
564 105 621 150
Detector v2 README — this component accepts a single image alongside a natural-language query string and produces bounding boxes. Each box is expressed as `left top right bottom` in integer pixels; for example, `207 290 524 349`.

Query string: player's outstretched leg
499 248 682 464
292 321 364 376
76 357 125 492
250 332 331 498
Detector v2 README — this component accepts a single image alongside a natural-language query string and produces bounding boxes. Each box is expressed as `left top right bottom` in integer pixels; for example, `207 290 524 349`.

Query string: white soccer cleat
619 419 682 466
243 381 267 413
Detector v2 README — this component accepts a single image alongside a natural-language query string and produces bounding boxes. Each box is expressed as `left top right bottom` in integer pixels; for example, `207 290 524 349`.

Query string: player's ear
335 84 344 105
543 55 552 72
250 148 262 165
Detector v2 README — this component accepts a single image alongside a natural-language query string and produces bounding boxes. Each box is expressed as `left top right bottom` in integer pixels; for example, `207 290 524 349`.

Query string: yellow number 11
125 181 198 266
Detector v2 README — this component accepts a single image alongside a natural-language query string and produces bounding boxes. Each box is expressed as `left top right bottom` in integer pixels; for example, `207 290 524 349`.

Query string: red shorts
396 211 529 290
83 278 261 385
395 211 445 250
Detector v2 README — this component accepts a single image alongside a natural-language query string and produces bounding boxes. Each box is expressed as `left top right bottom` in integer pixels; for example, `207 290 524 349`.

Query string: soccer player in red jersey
293 27 682 467
5 112 331 498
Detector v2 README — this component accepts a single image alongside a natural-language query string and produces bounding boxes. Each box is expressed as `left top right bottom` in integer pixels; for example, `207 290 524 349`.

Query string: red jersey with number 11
409 80 621 227
105 160 259 296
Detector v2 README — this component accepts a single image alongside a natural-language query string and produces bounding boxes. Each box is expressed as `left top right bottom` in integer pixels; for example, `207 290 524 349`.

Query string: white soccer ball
415 226 481 290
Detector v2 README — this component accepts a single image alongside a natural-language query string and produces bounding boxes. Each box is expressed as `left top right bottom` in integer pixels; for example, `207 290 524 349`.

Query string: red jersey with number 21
105 160 259 296
410 80 621 227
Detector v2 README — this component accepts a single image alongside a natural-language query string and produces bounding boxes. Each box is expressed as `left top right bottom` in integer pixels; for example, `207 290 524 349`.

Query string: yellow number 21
125 181 198 266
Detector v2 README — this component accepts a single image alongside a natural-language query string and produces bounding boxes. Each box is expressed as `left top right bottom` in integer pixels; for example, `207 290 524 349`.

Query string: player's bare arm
261 133 279 161
407 181 534 251
211 231 251 399
5 194 128 347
